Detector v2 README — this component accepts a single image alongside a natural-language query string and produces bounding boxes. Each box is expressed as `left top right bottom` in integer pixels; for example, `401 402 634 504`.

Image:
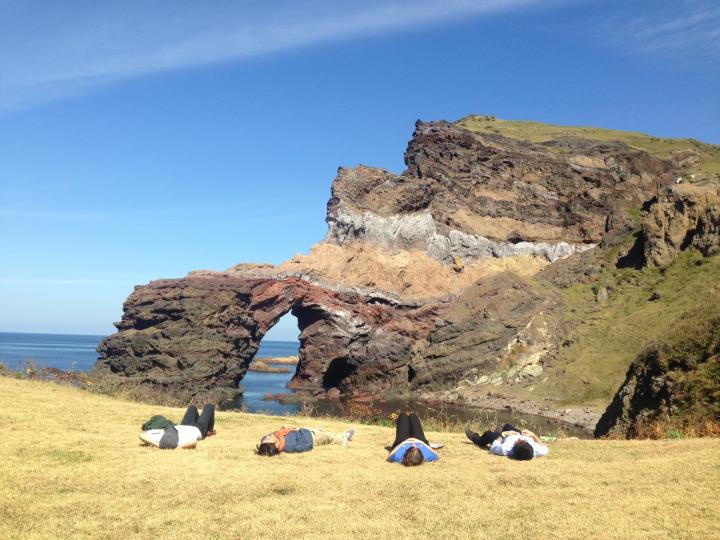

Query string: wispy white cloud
597 0 720 66
0 0 550 112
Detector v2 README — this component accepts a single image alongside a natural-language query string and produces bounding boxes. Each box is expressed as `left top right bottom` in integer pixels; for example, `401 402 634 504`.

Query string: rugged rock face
232 242 548 299
595 298 720 437
327 121 674 264
641 185 720 267
411 272 553 389
94 267 555 401
95 272 442 401
95 118 689 407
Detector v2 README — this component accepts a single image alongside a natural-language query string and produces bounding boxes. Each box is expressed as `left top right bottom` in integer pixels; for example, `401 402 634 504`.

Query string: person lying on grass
387 412 442 466
139 404 215 450
464 423 548 460
256 425 355 456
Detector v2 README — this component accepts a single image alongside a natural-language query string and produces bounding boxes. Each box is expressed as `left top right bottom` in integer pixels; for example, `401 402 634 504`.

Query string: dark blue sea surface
0 332 301 413
0 332 105 372
238 341 300 414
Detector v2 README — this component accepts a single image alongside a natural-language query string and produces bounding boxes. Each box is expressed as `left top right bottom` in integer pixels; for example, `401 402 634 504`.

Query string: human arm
521 429 543 445
491 436 516 456
533 443 549 457
519 430 549 457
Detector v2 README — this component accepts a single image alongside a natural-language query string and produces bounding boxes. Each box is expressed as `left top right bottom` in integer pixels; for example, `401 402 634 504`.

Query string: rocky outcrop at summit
326 121 675 265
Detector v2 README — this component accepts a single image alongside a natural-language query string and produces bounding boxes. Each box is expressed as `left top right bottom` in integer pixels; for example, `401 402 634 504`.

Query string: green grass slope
520 249 720 411
596 296 720 437
457 115 720 182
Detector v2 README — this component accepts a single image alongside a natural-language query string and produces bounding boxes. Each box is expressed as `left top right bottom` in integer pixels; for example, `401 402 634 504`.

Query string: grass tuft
50 449 94 464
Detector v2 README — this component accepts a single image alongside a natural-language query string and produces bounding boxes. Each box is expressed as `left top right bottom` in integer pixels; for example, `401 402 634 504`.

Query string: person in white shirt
465 423 549 460
140 404 215 449
140 424 204 449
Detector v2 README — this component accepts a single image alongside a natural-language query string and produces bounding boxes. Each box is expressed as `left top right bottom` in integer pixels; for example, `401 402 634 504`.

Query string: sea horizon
0 330 300 342
0 331 300 374
0 330 108 339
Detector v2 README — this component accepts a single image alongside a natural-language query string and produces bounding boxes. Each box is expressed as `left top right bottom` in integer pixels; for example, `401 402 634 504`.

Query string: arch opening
240 311 302 414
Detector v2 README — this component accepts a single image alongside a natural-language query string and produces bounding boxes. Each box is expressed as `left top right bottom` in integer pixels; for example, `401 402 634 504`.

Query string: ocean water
0 332 298 370
0 332 301 413
238 341 300 414
0 332 105 372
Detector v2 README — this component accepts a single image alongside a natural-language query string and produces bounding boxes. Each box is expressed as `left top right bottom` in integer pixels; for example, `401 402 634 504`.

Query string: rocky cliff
96 273 442 403
640 185 720 267
94 117 719 430
326 121 674 265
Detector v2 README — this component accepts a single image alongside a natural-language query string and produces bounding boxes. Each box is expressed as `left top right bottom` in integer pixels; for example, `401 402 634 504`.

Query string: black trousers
474 423 520 448
181 404 215 438
391 412 429 447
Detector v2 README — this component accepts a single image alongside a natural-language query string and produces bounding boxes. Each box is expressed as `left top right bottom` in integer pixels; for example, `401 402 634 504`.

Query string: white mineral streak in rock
327 206 594 264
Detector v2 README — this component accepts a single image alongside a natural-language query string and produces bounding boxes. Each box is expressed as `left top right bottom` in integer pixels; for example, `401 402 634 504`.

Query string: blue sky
1 0 718 340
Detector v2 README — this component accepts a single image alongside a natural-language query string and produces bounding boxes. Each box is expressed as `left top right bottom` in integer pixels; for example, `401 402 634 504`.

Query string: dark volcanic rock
326 121 675 264
95 273 442 401
94 268 554 401
411 272 551 388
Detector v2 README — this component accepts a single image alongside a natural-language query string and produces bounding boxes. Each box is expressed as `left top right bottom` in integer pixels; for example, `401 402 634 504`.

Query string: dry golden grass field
1 377 719 539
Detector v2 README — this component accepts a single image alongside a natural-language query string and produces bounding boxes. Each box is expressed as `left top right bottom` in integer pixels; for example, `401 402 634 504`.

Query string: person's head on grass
257 434 280 456
402 445 424 467
510 439 534 461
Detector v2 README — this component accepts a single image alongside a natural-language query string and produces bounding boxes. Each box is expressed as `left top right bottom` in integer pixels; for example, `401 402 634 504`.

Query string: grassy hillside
1 377 719 539
596 298 720 437
537 250 720 408
456 115 720 182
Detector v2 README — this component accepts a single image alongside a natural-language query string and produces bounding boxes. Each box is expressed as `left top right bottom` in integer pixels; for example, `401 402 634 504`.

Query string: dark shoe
465 428 481 445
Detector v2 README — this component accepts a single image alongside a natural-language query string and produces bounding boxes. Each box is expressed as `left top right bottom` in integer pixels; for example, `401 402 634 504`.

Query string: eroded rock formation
96 273 442 401
641 185 720 267
326 121 675 264
95 119 692 406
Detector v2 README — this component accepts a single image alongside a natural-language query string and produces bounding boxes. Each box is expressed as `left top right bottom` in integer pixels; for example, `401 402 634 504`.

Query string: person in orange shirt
257 425 355 456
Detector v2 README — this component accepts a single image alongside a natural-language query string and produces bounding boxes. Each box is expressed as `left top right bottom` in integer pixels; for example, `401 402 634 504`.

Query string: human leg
465 427 501 447
180 405 199 426
310 428 345 446
478 430 501 447
391 413 411 448
408 413 429 444
195 404 215 438
501 423 521 433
